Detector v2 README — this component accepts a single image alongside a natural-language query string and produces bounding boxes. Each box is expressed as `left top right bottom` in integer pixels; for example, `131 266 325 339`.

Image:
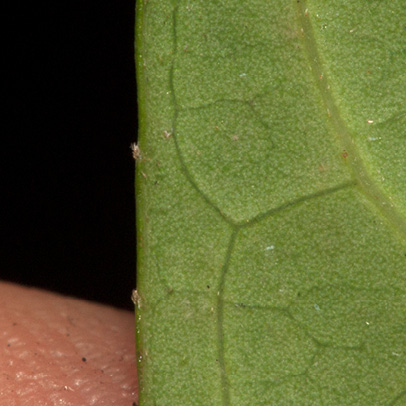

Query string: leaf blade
136 1 406 405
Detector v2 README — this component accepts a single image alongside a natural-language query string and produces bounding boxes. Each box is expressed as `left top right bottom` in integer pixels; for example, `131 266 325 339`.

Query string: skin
0 281 138 405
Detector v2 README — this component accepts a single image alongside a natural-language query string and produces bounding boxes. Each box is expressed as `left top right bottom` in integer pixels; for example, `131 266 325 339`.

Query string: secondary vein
216 229 238 406
169 2 236 227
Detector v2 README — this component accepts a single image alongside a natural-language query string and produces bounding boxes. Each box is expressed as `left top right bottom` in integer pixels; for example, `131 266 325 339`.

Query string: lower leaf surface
136 0 406 404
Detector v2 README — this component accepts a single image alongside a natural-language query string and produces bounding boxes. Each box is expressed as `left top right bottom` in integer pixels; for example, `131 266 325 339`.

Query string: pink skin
0 282 138 405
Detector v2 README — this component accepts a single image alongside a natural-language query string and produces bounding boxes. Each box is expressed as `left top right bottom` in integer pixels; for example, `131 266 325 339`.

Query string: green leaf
135 0 406 405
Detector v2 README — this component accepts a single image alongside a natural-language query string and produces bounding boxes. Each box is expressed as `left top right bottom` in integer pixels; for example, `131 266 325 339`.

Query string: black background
3 1 137 309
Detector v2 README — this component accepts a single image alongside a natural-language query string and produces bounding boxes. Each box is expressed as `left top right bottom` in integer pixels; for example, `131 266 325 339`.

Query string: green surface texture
135 0 406 405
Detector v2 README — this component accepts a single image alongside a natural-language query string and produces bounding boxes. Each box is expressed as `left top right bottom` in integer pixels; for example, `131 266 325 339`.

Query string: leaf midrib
297 0 406 245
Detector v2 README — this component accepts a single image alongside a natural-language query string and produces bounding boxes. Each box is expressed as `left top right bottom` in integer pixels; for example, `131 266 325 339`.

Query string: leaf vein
297 0 406 244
